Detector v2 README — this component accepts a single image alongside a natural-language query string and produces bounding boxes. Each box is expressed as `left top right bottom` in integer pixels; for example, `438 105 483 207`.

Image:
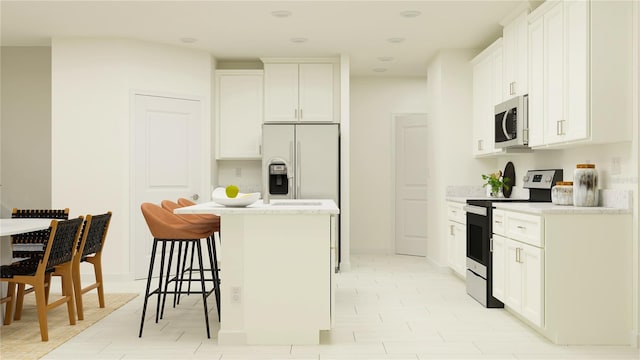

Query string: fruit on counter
225 185 239 198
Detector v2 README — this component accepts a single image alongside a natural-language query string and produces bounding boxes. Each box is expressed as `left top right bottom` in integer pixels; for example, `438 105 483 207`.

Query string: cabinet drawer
493 209 506 235
446 202 466 223
505 211 543 247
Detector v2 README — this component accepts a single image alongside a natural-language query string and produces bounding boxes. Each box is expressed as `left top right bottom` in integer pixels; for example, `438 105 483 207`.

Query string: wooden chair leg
93 255 105 308
60 265 76 325
44 272 52 303
3 282 16 325
13 283 25 321
34 282 49 341
72 261 84 320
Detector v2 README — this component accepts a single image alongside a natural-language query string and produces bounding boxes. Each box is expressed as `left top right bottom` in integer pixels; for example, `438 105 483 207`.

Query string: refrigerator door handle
296 141 301 198
289 140 295 198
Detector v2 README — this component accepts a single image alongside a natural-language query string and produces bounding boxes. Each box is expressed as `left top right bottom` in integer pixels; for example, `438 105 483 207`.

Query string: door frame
390 113 428 255
128 90 211 279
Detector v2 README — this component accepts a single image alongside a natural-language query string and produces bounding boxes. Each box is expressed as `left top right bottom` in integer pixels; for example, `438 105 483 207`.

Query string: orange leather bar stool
139 203 216 338
176 198 222 317
160 200 220 317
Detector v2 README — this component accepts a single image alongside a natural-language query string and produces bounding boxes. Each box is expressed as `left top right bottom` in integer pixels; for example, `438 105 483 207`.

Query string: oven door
466 204 489 278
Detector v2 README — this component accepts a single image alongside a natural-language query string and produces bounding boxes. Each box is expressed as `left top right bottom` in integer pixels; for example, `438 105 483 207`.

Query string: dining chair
10 208 70 260
139 203 217 338
0 217 83 341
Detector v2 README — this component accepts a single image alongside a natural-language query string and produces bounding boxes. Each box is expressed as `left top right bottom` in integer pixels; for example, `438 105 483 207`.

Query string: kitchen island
174 199 339 345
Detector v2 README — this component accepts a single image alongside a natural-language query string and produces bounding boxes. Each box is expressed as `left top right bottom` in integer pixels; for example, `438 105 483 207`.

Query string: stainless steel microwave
494 95 529 149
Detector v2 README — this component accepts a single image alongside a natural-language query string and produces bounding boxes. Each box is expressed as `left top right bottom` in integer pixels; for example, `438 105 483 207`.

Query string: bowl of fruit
211 185 260 207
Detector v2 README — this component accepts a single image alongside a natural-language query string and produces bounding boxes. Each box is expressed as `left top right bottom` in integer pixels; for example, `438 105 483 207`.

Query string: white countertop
493 202 631 215
174 199 340 216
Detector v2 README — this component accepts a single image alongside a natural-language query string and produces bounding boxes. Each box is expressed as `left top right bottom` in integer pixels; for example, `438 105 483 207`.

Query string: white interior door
394 114 428 256
132 94 203 279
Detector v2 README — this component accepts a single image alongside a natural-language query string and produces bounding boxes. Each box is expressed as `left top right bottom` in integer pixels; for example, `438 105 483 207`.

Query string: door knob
191 194 199 201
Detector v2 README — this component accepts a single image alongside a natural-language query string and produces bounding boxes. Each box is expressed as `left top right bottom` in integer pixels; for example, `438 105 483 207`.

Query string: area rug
0 293 137 360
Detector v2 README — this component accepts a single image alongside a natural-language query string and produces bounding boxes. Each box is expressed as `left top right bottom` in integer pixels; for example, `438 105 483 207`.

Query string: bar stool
139 203 217 338
160 200 220 317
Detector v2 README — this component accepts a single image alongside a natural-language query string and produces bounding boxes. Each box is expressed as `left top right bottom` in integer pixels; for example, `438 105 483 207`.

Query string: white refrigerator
262 123 339 204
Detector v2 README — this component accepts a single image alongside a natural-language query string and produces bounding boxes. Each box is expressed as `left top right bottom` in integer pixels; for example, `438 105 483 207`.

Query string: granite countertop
493 202 631 215
174 199 340 216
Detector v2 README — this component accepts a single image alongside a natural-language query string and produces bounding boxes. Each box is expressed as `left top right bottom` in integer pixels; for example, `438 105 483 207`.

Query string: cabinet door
521 242 544 327
264 63 299 122
298 63 334 122
472 59 491 156
503 12 529 99
447 220 457 271
528 16 544 147
492 46 504 106
563 0 588 142
217 72 263 159
504 239 523 310
543 2 565 145
492 234 506 302
454 222 467 277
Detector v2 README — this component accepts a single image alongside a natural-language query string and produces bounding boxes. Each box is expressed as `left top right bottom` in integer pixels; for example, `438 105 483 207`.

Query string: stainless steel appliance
465 169 563 308
262 123 340 269
494 95 529 149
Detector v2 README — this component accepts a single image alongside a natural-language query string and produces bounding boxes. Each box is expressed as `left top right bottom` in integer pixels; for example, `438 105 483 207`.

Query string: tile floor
43 255 638 360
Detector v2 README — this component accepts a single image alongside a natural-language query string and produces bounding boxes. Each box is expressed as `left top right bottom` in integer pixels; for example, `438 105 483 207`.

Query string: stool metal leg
139 238 158 337
195 239 211 338
155 240 167 324
160 240 176 319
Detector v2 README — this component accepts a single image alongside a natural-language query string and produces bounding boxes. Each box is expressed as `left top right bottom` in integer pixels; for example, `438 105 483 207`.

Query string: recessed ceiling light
373 68 388 73
377 56 394 62
387 37 405 43
290 37 308 43
400 10 422 18
271 10 292 18
180 37 197 44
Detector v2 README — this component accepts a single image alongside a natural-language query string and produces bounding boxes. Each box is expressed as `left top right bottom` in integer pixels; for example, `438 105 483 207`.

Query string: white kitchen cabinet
527 0 633 147
471 38 503 157
215 70 264 159
263 62 334 123
446 201 466 278
502 10 529 98
493 205 632 344
493 209 544 328
504 237 544 327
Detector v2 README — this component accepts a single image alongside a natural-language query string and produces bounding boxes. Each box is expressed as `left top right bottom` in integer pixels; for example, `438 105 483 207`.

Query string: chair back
11 208 70 258
141 203 212 240
44 218 83 270
77 212 112 259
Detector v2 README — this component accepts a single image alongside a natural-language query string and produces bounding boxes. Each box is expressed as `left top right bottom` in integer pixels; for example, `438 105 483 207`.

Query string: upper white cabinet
527 0 633 147
471 38 503 157
215 70 264 159
501 10 530 98
263 61 335 123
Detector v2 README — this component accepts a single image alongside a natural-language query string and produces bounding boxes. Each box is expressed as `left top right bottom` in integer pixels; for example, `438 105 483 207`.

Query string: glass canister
573 164 598 207
551 181 573 205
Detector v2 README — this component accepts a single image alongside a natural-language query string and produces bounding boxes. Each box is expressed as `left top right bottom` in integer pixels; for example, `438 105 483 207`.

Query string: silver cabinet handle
495 220 503 224
477 139 483 151
557 120 566 135
490 238 494 252
515 248 520 263
517 225 526 230
510 81 516 95
300 109 303 120
450 225 455 236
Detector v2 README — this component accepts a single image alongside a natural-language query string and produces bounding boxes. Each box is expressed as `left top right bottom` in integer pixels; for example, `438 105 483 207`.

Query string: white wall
349 77 427 254
0 47 52 216
425 50 496 266
51 38 212 279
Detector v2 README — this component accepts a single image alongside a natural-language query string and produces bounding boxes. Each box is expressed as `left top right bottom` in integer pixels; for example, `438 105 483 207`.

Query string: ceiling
0 1 531 77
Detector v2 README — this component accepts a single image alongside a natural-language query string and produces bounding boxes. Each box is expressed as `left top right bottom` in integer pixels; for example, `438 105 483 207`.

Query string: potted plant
482 170 511 197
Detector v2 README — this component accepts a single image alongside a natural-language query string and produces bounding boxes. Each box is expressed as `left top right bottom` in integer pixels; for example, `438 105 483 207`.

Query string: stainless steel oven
465 202 503 308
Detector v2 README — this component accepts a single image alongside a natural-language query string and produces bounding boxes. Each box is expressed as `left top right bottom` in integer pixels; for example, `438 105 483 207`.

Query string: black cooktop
466 198 532 207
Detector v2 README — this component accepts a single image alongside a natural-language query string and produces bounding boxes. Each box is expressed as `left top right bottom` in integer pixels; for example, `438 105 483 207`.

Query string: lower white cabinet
446 202 466 278
492 206 632 345
503 236 544 327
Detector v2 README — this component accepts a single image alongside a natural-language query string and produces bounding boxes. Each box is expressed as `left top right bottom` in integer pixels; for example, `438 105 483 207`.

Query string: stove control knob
523 175 530 182
545 176 552 182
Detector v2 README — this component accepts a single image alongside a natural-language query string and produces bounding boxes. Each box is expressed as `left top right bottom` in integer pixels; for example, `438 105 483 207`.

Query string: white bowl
212 188 260 207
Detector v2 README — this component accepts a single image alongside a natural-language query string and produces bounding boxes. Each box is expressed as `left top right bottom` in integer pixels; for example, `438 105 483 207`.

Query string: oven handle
464 204 487 217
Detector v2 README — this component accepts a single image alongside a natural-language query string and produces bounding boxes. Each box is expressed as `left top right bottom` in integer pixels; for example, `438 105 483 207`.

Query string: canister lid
576 164 595 168
556 181 573 186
